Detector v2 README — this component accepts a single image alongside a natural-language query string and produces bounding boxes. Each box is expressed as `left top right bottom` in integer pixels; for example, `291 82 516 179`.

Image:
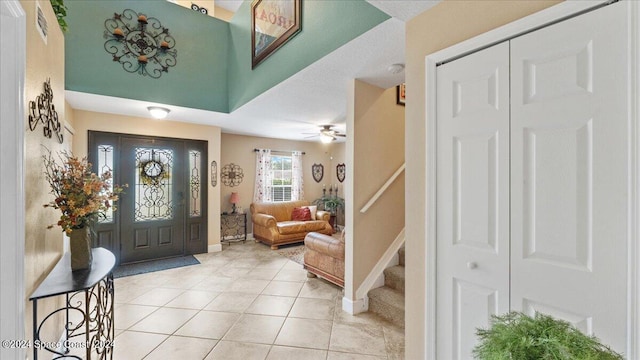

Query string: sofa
250 200 333 249
304 231 345 287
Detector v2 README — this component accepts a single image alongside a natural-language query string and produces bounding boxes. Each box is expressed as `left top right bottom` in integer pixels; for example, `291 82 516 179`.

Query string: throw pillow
291 207 312 221
303 205 318 220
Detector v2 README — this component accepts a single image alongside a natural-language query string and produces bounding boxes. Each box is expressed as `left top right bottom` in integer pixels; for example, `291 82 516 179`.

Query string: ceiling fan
304 125 346 143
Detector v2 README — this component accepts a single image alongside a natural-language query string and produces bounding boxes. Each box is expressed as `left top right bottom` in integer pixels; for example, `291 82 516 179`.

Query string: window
270 155 292 202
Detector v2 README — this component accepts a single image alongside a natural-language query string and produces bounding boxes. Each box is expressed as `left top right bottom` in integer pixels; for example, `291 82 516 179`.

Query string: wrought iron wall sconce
221 163 244 187
103 9 177 79
211 161 217 187
29 79 63 144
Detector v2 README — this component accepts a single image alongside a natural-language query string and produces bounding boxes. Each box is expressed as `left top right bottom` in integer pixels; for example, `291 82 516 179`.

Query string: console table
29 247 115 359
221 212 247 244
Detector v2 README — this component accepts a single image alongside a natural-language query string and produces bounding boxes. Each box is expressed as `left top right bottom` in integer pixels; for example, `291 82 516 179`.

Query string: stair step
398 246 405 266
384 265 405 293
368 286 405 328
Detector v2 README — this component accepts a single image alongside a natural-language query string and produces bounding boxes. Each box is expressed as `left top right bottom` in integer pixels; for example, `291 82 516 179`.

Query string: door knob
467 262 478 269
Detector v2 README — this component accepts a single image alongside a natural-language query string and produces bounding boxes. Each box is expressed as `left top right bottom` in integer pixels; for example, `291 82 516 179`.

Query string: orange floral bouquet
43 150 125 234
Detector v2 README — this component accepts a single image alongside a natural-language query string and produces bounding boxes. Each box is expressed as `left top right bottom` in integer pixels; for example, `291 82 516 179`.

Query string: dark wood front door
89 131 207 264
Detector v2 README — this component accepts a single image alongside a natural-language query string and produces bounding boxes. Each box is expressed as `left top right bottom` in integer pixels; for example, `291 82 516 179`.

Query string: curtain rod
254 148 305 155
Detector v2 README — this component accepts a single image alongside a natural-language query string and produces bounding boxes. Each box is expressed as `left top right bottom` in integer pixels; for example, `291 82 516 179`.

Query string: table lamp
230 192 239 213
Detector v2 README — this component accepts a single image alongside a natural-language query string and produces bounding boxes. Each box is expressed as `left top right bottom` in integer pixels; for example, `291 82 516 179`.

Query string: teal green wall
65 0 389 114
65 0 230 113
227 0 390 111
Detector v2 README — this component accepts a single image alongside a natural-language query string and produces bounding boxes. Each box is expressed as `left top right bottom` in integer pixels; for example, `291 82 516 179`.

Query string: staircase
368 246 405 328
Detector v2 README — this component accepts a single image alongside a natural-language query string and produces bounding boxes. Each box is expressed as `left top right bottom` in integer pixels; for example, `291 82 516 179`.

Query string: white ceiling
66 1 440 142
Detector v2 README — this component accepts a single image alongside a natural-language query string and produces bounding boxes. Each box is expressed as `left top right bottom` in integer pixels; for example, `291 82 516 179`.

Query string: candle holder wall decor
103 9 177 79
29 79 63 144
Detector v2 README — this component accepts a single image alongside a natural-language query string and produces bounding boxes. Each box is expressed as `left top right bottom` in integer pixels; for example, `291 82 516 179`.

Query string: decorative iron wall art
336 163 346 183
211 161 218 187
189 150 202 217
221 163 244 187
135 148 174 222
28 79 63 143
312 163 324 183
103 9 177 79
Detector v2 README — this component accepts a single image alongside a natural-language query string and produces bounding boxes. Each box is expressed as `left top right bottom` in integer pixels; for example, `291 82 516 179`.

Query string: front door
89 131 207 264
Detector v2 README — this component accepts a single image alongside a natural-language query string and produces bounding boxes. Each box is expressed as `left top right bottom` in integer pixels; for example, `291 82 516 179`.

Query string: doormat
275 244 306 265
113 255 200 278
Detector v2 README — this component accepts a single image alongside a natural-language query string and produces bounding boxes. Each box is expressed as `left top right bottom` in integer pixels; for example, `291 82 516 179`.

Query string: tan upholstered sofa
304 231 345 287
250 200 333 249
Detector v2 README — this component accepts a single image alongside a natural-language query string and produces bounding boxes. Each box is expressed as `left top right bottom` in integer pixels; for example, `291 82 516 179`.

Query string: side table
29 247 115 359
221 212 247 244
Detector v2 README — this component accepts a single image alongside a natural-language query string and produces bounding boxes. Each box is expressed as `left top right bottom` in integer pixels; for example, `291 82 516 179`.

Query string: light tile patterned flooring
111 241 405 360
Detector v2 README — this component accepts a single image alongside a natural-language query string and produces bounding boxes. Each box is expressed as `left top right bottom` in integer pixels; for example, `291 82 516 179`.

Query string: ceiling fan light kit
304 125 346 142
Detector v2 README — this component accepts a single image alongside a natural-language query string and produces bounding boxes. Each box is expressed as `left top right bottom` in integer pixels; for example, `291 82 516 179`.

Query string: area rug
113 255 200 278
275 244 306 265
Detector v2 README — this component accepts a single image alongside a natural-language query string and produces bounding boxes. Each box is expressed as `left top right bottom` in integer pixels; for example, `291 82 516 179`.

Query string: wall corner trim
342 295 368 315
208 243 223 253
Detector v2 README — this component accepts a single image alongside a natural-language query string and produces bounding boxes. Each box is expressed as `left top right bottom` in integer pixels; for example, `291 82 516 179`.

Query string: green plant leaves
473 312 623 360
50 0 68 32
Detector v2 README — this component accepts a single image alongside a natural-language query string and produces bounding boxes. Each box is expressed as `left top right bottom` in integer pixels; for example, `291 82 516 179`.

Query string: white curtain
291 151 304 200
253 149 272 202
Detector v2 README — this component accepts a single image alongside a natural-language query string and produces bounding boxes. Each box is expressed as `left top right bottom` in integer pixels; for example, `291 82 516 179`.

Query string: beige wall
404 1 562 358
71 110 222 248
346 80 405 300
329 142 345 225
21 0 66 346
220 133 342 233
214 5 234 22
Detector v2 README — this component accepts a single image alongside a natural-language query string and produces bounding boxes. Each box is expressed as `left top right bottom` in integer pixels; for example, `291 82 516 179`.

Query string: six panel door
510 1 628 352
436 42 511 360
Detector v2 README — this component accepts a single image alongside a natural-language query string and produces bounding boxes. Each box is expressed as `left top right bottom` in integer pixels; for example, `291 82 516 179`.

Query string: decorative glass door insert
134 147 174 222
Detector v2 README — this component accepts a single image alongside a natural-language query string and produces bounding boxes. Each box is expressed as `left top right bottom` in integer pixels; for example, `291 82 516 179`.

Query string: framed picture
397 83 406 106
251 0 301 68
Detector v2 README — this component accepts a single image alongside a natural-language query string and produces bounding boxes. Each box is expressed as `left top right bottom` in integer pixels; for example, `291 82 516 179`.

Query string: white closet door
436 42 510 360
510 2 628 352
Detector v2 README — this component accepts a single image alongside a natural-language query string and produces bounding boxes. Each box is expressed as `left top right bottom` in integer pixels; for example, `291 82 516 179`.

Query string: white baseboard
247 232 255 240
208 243 222 252
342 295 368 315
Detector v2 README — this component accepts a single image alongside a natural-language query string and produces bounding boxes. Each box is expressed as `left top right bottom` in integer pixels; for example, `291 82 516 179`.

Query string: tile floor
110 241 405 360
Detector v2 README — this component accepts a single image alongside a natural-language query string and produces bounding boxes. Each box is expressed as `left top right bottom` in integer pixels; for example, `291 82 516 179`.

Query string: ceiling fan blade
304 134 319 139
335 133 346 137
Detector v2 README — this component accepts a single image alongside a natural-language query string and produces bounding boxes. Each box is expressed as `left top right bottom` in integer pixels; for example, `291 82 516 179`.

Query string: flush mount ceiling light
147 106 170 119
387 63 405 74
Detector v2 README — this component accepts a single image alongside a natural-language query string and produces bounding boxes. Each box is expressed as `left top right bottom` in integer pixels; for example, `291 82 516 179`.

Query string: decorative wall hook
28 79 63 144
103 9 177 79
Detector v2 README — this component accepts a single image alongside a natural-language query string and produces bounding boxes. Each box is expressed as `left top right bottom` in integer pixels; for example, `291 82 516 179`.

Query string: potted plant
312 196 344 215
474 312 623 360
43 150 125 271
